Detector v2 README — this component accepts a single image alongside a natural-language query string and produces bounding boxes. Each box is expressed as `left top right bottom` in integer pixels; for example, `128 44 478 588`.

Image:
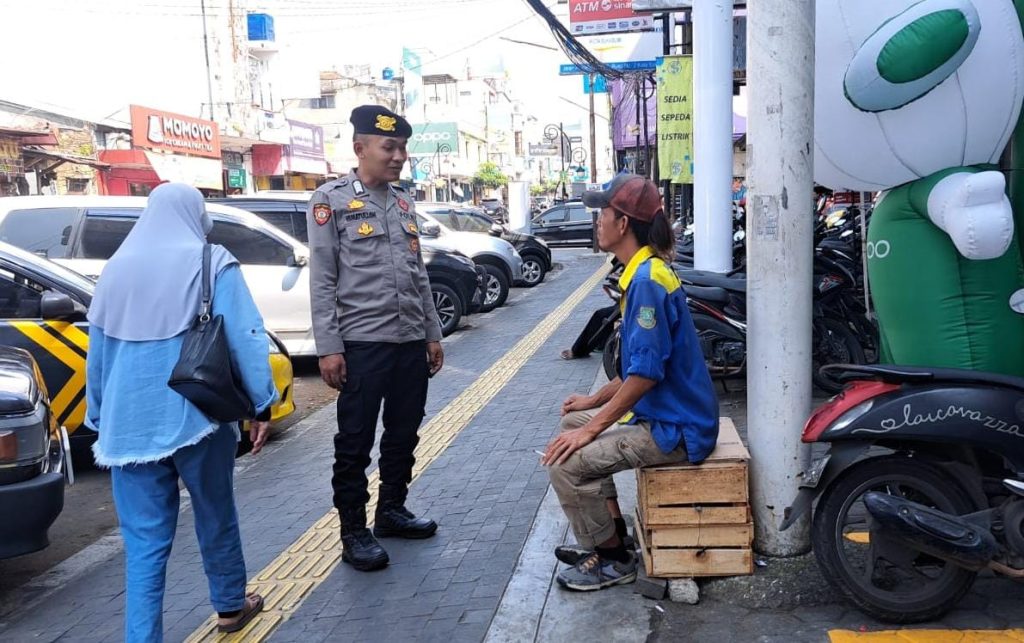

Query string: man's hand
249 421 271 455
427 341 444 376
542 427 596 466
319 353 347 390
561 393 594 416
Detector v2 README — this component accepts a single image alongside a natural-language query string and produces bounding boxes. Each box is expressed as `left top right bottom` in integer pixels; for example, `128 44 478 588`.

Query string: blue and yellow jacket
618 246 719 462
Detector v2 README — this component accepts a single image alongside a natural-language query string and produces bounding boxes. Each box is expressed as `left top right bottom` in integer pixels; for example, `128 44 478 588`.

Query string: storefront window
129 182 153 197
66 178 90 194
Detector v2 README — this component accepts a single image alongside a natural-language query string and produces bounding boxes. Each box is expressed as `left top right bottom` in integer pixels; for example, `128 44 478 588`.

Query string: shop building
98 105 224 196
252 119 328 190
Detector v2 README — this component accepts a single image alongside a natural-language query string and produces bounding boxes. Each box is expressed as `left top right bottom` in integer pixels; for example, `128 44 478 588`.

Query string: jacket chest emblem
348 199 365 209
407 222 418 234
357 222 375 236
398 198 410 212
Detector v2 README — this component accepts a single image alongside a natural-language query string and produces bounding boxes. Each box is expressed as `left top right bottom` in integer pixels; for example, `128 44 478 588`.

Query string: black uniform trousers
332 340 429 511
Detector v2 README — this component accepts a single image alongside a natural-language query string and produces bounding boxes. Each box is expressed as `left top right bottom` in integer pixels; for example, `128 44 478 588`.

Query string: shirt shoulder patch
313 203 332 226
637 306 657 330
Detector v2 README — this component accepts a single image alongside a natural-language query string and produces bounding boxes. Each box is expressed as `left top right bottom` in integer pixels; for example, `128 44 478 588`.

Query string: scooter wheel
811 456 978 623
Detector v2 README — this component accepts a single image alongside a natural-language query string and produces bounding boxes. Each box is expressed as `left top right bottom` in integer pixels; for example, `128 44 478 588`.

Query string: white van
0 196 316 356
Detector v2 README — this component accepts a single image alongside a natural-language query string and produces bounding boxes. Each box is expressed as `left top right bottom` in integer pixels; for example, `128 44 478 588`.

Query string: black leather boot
373 485 438 539
339 506 389 571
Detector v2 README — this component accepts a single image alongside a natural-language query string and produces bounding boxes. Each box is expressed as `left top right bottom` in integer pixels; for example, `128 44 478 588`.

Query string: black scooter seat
675 270 747 293
824 364 1024 392
684 284 731 304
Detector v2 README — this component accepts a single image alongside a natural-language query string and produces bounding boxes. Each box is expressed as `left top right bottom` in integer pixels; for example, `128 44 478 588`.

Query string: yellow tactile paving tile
185 263 611 643
830 630 1024 642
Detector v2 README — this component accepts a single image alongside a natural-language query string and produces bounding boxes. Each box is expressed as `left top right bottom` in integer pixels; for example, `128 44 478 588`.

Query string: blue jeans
111 424 246 643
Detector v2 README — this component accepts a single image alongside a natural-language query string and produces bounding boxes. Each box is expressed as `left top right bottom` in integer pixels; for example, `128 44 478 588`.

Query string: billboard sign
559 27 662 74
569 1 653 35
130 105 221 158
408 122 460 157
402 48 424 122
656 55 694 183
287 120 325 160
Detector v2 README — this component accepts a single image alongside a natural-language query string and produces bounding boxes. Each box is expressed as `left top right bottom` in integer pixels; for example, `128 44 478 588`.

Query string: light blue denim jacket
86 265 278 467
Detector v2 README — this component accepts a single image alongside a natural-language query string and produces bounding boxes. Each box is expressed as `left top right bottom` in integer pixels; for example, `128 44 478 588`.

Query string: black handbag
168 244 256 422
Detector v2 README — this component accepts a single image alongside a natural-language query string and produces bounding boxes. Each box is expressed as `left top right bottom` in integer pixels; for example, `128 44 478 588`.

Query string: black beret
350 105 412 138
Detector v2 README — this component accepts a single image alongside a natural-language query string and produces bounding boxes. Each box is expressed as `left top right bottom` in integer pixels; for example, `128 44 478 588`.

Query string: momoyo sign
130 105 221 159
569 0 653 35
408 122 460 156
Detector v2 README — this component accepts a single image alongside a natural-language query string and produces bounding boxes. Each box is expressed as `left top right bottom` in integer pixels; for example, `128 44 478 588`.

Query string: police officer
307 105 444 572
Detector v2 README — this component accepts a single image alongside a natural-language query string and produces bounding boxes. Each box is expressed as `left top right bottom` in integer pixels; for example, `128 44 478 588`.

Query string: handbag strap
199 244 212 322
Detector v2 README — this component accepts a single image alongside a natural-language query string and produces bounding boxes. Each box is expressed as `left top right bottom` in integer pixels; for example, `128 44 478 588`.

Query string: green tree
530 180 558 196
473 161 508 190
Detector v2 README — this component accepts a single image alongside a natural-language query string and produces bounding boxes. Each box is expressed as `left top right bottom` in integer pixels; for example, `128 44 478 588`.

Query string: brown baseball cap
582 174 664 222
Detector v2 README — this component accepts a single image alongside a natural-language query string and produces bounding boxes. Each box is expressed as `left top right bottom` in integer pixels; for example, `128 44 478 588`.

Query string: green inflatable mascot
816 0 1024 376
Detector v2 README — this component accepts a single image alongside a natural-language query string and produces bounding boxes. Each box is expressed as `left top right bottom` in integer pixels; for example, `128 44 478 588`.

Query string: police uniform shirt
307 172 442 356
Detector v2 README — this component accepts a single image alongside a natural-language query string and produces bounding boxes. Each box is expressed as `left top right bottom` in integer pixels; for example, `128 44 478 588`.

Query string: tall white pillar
746 0 815 555
692 0 735 273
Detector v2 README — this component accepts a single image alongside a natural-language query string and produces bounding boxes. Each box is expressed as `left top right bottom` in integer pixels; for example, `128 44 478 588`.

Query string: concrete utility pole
589 74 597 184
746 0 815 556
692 0 735 272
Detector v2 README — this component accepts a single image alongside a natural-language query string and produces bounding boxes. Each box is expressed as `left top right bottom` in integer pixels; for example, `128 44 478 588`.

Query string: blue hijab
88 183 236 341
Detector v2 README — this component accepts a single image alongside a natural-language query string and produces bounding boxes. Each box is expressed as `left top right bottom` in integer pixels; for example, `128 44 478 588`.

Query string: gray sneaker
554 535 636 566
556 551 638 591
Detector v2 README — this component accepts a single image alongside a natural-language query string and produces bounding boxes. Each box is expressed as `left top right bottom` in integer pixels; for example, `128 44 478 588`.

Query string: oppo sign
409 122 459 155
412 132 452 142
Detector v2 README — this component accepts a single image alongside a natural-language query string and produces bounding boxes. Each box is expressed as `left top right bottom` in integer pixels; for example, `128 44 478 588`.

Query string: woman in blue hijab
86 183 278 641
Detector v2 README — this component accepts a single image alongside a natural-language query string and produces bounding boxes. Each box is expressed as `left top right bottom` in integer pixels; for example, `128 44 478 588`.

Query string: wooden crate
635 509 754 577
633 417 753 578
636 417 751 526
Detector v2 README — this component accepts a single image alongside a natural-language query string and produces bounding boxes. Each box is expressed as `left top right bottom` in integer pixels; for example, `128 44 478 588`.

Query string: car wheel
432 283 463 336
520 254 547 287
480 264 510 312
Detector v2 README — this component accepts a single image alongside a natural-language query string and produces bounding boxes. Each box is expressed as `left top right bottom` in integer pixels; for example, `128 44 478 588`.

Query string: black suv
207 197 484 336
421 204 553 287
479 198 507 223
531 201 595 248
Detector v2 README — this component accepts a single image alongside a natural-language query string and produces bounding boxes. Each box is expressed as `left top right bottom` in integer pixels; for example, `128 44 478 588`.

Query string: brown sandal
217 593 264 633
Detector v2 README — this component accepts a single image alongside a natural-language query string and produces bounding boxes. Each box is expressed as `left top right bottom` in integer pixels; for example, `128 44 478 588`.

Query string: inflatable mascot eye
844 0 981 112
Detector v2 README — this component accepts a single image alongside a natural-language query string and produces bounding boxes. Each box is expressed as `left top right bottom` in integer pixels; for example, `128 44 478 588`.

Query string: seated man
542 174 719 591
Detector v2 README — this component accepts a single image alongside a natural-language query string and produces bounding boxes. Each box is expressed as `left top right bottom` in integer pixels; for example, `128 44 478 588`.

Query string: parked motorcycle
679 262 866 394
782 363 1024 623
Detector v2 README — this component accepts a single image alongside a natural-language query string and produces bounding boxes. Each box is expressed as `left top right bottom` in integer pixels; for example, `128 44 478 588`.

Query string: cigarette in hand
534 449 547 458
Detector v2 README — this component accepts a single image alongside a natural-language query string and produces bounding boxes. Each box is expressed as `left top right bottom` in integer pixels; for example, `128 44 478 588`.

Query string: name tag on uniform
343 211 376 222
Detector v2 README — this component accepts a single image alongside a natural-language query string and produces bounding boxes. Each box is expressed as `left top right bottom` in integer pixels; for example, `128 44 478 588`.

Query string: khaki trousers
548 407 687 549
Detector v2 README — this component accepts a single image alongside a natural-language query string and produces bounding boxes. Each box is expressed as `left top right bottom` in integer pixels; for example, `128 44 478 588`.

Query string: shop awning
143 151 223 190
22 147 110 171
